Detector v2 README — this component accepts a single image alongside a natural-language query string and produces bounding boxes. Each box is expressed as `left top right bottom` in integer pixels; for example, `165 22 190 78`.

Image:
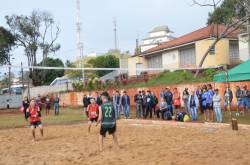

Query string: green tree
33 57 64 86
5 10 60 84
0 27 15 64
207 0 247 25
87 54 119 77
64 60 82 78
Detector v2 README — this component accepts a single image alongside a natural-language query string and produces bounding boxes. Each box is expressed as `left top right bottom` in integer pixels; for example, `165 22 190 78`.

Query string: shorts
89 117 98 122
30 121 42 128
242 98 250 108
206 103 213 110
100 125 116 137
237 100 243 107
224 101 231 107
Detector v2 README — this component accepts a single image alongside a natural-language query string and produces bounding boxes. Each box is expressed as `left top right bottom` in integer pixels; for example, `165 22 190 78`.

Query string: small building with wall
128 24 240 77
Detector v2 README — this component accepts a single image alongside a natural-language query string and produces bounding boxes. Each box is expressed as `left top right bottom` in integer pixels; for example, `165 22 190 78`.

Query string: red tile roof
142 24 239 55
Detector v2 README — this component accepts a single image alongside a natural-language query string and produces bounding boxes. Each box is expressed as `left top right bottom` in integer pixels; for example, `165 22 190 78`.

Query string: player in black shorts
96 92 118 151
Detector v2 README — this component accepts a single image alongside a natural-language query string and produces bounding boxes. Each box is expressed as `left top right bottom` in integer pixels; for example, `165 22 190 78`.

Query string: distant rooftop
149 26 171 33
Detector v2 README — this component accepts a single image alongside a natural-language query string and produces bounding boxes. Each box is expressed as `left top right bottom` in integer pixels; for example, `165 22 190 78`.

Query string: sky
0 0 213 75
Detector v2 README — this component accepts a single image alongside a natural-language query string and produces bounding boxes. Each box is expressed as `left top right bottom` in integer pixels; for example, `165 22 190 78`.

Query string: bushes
72 77 119 92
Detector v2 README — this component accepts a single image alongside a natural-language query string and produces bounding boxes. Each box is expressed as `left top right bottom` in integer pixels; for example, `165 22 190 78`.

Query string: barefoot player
96 92 118 151
87 98 99 133
26 99 44 141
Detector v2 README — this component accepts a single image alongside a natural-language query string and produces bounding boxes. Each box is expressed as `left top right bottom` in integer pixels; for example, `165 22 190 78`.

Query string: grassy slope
0 108 86 129
123 70 215 89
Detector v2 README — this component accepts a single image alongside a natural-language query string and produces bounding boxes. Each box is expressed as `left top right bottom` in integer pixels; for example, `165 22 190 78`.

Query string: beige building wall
162 49 179 70
128 56 148 76
195 38 230 67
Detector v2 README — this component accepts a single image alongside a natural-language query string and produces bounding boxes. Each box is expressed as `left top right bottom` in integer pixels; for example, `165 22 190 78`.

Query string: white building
140 26 175 52
239 33 250 61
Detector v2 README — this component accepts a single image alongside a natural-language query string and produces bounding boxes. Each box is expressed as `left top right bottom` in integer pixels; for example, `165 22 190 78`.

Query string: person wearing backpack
187 90 199 121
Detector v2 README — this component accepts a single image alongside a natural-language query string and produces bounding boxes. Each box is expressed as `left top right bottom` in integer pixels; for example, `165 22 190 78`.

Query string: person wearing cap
213 89 222 123
242 85 250 114
121 91 130 119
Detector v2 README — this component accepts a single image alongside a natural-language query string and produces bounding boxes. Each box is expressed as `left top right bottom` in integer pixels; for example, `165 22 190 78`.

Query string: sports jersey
101 102 116 128
88 103 99 119
27 106 41 123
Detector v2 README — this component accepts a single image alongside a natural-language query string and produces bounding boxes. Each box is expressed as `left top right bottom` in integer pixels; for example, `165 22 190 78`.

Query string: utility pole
113 17 118 50
21 62 24 93
76 0 84 83
8 54 11 95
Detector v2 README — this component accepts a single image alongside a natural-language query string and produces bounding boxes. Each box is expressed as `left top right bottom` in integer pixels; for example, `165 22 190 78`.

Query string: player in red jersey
87 98 99 133
26 99 44 141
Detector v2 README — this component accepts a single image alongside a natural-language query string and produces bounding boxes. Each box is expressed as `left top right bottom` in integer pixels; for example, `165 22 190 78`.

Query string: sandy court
0 120 250 165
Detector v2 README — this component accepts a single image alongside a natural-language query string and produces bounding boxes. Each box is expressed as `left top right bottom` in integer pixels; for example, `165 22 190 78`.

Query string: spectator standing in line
45 95 51 115
173 87 181 114
145 90 153 119
121 91 130 119
22 96 30 120
196 86 203 114
164 87 173 115
242 85 250 114
113 90 121 119
36 95 43 111
187 90 199 121
134 89 143 119
182 88 190 114
95 91 102 106
141 90 147 118
83 94 90 117
207 84 215 121
54 95 60 116
151 92 158 115
213 89 222 123
160 88 166 99
235 86 243 115
224 86 233 112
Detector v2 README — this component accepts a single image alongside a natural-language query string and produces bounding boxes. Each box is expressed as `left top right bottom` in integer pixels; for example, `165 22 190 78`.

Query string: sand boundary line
120 119 250 130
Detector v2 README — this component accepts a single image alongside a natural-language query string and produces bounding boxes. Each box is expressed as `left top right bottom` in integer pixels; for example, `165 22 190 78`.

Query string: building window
209 45 215 55
147 55 163 68
136 63 143 76
179 47 196 67
229 41 239 59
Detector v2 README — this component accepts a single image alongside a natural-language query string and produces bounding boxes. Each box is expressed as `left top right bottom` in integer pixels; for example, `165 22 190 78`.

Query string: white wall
239 35 249 61
23 84 73 98
0 95 22 109
149 31 167 37
162 49 179 70
141 44 158 52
